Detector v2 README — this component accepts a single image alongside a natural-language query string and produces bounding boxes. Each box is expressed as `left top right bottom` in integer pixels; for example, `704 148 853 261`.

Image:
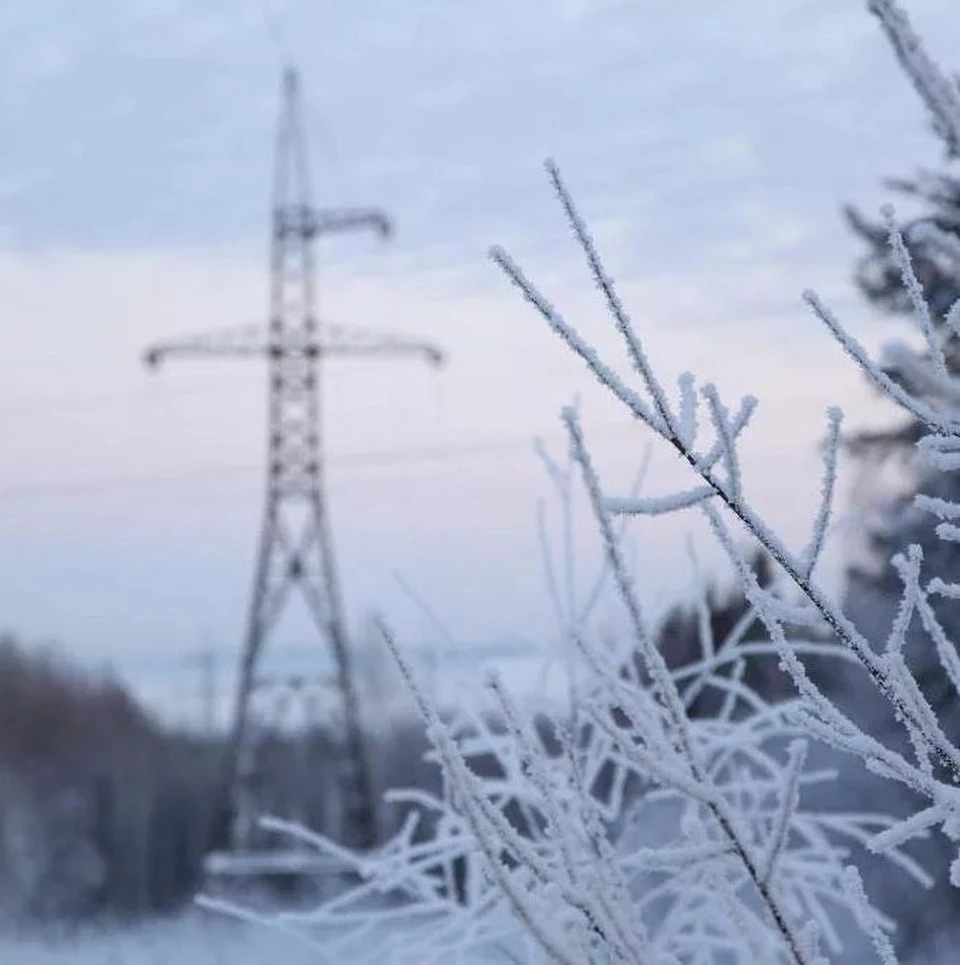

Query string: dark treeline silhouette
0 636 221 922
654 550 796 713
0 636 437 926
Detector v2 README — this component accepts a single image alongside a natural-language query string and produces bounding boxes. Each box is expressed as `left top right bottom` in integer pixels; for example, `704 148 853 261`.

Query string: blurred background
3 0 960 959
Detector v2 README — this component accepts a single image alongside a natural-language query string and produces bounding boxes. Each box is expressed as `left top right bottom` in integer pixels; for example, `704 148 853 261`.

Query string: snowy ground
0 901 954 964
0 914 321 965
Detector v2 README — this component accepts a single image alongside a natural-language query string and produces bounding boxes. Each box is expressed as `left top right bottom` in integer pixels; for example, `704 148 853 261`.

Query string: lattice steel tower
143 67 444 852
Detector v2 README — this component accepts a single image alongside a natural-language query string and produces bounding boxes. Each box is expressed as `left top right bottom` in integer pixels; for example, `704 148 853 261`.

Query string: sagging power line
0 423 641 501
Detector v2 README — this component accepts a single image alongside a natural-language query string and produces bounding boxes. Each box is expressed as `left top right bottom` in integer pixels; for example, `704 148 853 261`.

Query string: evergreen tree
839 145 960 958
844 167 960 686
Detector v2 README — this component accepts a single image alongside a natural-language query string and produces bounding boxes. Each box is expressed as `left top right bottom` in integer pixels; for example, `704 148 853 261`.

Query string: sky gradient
1 0 959 720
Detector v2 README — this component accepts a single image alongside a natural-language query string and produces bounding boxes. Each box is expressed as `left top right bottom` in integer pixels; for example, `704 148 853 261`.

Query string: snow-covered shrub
202 235 912 957
205 579 908 962
204 1 960 961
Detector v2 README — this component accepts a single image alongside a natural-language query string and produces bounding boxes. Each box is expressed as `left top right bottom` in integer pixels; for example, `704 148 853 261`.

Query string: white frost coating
604 485 715 516
202 390 922 963
546 158 677 440
759 739 807 885
676 371 698 447
914 493 960 519
884 207 947 376
842 865 900 965
935 522 960 542
696 393 759 475
800 406 843 579
869 0 960 155
806 290 960 435
702 383 742 500
205 3 960 960
868 804 948 855
491 244 669 438
885 548 921 658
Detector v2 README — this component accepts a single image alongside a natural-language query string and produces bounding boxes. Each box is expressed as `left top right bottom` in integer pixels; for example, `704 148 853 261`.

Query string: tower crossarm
297 207 392 241
143 321 445 369
143 324 270 370
316 321 444 367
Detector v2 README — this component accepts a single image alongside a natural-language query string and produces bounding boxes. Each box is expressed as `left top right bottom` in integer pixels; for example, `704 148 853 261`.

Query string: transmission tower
143 66 444 853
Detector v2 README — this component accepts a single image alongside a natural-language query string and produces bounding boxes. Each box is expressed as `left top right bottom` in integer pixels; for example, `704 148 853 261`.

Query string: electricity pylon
143 66 444 852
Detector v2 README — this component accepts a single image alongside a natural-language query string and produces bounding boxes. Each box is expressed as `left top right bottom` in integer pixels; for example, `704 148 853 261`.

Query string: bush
208 3 960 962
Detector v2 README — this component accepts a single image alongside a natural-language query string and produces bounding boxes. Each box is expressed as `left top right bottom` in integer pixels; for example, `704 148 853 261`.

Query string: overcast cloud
0 0 959 716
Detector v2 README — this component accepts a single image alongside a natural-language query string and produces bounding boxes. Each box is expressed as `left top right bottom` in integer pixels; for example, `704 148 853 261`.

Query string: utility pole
143 67 444 852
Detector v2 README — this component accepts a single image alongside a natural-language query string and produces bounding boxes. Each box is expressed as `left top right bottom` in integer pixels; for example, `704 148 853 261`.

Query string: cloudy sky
0 0 959 720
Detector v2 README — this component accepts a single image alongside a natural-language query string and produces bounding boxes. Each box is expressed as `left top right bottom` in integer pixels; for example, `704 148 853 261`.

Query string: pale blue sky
0 0 958 718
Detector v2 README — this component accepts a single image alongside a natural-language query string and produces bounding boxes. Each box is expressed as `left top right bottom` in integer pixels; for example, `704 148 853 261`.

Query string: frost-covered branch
199 4 960 962
201 384 922 963
868 0 960 156
492 164 960 791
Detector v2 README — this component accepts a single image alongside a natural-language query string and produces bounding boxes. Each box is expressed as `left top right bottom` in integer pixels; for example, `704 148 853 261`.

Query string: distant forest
0 636 441 924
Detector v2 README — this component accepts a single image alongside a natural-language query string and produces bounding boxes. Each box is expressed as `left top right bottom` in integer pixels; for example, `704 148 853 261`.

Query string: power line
0 360 573 419
0 422 641 501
